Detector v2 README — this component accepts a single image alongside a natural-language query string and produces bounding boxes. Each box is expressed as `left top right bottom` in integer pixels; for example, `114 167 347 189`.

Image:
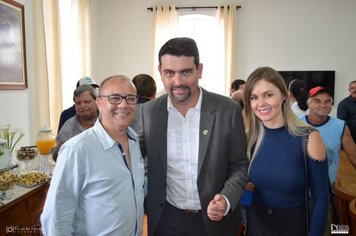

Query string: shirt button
267 209 272 214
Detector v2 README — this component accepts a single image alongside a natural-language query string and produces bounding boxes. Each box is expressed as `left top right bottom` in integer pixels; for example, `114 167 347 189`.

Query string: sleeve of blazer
219 101 249 212
198 90 249 214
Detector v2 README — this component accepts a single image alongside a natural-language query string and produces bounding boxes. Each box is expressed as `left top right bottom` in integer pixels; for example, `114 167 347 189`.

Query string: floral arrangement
0 125 25 156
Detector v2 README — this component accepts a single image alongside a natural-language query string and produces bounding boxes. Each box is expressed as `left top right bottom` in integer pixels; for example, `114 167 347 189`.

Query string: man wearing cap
53 84 99 162
337 80 356 143
300 86 356 187
57 76 99 132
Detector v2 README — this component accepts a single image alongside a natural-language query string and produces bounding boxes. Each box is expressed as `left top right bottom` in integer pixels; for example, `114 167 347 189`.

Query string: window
177 12 225 95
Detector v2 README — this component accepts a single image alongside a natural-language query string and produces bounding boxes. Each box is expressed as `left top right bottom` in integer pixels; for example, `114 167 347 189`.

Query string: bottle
36 125 55 155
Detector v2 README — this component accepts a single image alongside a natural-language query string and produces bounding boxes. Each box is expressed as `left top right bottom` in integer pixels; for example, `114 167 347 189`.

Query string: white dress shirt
166 89 202 210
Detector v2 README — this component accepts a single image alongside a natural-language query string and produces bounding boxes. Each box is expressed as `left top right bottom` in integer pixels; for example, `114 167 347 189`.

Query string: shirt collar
93 119 137 150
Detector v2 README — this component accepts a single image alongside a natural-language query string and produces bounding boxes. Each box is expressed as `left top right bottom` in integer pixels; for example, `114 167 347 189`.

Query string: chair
334 180 356 225
349 198 356 236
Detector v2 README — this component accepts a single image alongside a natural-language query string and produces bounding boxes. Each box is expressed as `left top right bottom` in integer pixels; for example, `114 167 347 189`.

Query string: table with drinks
0 125 56 235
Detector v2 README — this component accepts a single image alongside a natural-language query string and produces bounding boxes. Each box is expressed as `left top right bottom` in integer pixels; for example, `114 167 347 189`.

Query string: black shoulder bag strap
302 134 309 234
329 175 339 224
303 129 339 234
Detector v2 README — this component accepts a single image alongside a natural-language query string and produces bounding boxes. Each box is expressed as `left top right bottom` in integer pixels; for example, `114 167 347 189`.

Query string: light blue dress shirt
41 120 145 236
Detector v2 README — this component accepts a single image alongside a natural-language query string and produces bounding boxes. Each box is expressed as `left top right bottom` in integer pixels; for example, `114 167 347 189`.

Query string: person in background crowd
138 37 248 236
230 79 246 96
231 79 246 110
130 73 157 132
301 86 356 185
57 76 99 132
288 79 309 117
300 86 356 234
243 67 329 236
53 84 99 161
337 80 356 143
41 75 144 235
231 89 249 131
231 89 245 110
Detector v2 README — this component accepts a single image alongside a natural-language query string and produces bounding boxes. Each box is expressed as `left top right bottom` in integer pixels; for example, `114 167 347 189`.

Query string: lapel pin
203 129 208 135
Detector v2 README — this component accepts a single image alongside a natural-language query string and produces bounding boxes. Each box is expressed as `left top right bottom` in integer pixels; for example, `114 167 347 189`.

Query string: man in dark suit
138 37 248 236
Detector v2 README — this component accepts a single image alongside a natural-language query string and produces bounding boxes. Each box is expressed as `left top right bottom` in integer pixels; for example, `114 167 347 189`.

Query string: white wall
91 0 154 80
1 0 355 147
236 0 356 117
0 0 37 148
91 0 356 117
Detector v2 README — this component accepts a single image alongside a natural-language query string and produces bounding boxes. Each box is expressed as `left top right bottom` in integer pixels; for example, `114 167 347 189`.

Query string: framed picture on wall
0 0 27 90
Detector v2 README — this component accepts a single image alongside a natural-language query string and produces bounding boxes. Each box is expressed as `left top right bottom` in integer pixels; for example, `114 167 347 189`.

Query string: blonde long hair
243 67 311 161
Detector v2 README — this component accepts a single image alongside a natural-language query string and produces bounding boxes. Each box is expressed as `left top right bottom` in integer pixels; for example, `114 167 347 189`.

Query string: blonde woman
242 67 329 236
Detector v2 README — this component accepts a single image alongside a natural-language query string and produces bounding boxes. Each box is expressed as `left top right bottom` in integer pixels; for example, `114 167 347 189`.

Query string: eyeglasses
99 94 138 105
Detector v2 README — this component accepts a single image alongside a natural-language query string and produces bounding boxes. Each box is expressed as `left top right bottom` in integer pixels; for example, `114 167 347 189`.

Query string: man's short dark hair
158 37 200 69
231 79 245 90
132 74 157 98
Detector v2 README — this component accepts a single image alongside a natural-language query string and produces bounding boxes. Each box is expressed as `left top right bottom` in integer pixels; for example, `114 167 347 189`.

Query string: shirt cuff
222 195 231 216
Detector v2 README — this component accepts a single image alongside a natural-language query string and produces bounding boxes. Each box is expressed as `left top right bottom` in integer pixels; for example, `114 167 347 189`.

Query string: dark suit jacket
138 89 249 236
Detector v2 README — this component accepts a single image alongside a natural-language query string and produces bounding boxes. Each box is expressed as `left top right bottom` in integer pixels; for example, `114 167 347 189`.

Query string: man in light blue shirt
300 86 356 186
41 75 145 236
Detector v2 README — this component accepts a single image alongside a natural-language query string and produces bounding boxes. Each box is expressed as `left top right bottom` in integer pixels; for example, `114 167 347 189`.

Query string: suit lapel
197 90 215 175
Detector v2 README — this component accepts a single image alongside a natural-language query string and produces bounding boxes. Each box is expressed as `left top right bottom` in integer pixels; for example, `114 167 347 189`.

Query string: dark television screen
278 71 335 100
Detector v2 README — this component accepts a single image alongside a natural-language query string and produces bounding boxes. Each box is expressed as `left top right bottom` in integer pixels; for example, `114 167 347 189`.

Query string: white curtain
217 4 237 95
34 0 62 132
152 6 178 94
151 5 237 96
59 0 92 110
33 0 92 133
